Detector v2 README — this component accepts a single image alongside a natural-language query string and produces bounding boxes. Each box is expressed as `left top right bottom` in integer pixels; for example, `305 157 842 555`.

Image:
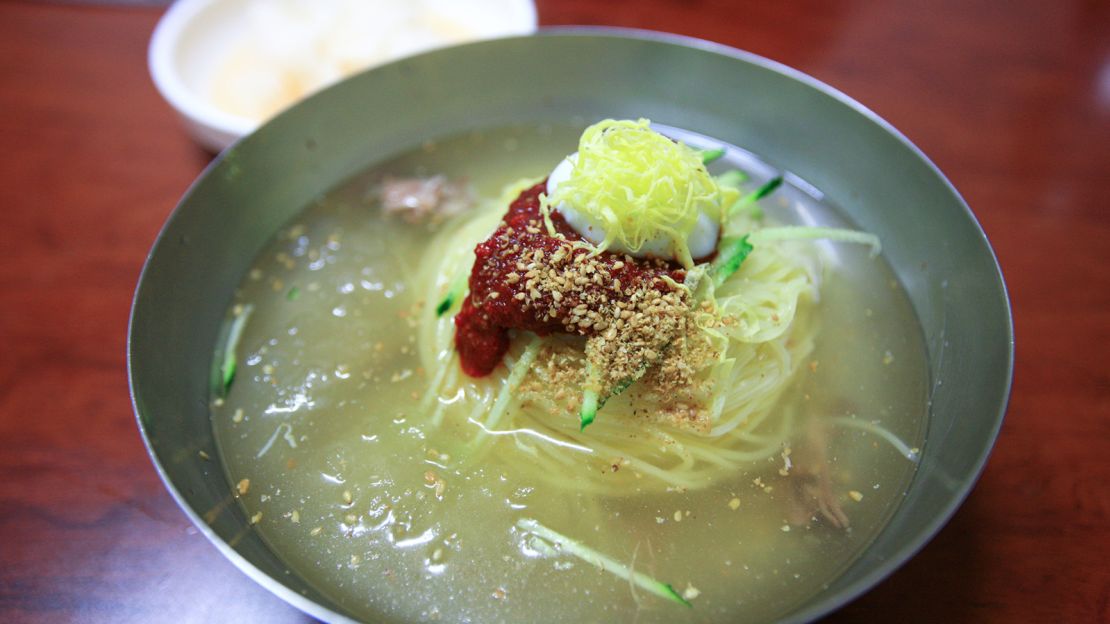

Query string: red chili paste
454 182 686 377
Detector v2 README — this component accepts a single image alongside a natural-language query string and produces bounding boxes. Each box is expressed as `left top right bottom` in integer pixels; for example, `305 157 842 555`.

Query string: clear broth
212 122 928 623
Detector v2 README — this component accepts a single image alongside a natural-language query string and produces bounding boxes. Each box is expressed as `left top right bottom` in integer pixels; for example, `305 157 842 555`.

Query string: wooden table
1 0 1106 621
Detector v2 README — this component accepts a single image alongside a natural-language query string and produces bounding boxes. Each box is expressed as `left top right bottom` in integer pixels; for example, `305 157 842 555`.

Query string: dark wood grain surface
1 0 1107 622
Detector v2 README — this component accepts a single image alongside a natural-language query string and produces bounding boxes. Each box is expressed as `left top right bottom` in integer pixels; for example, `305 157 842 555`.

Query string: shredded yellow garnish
545 119 735 268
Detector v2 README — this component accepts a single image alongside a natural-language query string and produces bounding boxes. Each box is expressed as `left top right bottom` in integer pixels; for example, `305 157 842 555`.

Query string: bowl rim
131 25 1014 623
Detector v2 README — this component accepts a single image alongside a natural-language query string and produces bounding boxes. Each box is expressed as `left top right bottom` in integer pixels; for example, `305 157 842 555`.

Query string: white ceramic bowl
148 0 538 152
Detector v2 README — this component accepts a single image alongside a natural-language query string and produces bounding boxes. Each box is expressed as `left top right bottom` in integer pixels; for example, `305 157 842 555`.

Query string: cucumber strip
748 226 881 257
482 337 542 433
579 361 641 430
516 518 692 608
711 235 754 287
435 278 466 317
214 304 253 397
579 359 602 430
580 349 663 431
714 169 747 189
829 416 918 461
699 147 725 164
727 175 783 219
606 346 663 404
579 387 599 431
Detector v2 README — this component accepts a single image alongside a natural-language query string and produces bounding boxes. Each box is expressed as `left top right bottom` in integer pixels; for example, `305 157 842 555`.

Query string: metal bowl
129 29 1013 623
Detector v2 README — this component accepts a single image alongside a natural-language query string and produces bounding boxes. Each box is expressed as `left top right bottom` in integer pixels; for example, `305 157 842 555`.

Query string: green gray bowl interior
129 29 1013 623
